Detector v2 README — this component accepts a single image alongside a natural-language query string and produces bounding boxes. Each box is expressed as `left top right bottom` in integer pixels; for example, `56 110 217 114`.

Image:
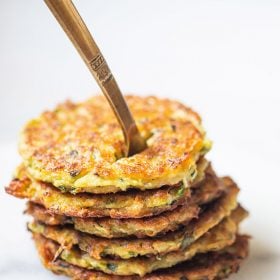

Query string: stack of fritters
6 96 249 279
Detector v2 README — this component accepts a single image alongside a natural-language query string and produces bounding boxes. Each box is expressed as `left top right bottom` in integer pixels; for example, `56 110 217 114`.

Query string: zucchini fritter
27 183 240 260
7 170 189 219
6 163 217 219
19 95 211 193
33 233 249 280
26 201 199 238
25 167 225 237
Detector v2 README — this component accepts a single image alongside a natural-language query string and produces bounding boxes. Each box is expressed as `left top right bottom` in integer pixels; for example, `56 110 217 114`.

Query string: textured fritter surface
27 202 199 238
25 168 225 237
32 208 242 277
27 186 241 260
34 233 249 280
6 165 189 219
19 95 211 193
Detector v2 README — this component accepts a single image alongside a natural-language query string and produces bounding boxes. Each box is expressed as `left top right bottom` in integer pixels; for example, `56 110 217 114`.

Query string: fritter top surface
20 95 209 193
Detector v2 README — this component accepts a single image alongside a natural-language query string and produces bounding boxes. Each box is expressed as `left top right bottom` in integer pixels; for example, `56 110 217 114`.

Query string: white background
0 1 280 279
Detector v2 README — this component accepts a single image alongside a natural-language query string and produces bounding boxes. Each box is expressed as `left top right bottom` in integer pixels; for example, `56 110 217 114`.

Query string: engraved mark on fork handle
89 54 112 84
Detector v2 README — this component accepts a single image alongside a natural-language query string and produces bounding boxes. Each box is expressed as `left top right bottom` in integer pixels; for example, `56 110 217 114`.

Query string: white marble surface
1 0 280 279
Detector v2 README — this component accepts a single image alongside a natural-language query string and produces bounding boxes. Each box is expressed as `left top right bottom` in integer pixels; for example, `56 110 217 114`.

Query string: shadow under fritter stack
6 95 249 279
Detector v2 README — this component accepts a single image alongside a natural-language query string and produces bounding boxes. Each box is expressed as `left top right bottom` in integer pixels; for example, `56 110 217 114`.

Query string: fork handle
44 0 147 156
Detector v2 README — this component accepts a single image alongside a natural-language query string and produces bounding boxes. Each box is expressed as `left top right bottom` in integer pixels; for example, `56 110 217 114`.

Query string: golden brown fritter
6 163 218 219
31 208 243 277
33 233 249 280
25 169 226 237
26 201 199 238
27 184 241 260
19 95 211 194
6 169 189 219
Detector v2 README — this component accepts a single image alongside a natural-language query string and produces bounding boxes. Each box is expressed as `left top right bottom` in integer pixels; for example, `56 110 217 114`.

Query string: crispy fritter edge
33 233 250 280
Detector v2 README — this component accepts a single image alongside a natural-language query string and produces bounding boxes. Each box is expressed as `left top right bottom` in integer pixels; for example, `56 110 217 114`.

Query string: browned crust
24 171 227 238
25 202 70 226
19 95 207 193
27 201 199 238
6 176 189 219
6 169 191 219
27 184 240 260
6 165 219 219
33 233 249 280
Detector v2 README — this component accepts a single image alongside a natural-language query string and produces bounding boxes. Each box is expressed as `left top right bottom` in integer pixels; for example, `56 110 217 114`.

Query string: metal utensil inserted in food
44 0 147 156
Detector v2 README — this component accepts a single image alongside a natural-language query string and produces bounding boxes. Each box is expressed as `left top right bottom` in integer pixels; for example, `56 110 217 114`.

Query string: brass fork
44 0 147 156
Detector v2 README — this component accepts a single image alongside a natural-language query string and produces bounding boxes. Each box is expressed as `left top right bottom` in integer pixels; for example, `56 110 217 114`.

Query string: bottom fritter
33 234 249 280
